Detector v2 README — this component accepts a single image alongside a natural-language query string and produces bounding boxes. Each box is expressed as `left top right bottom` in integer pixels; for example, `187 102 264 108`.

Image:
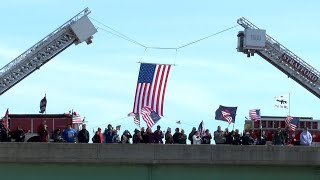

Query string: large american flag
249 109 261 122
141 106 161 128
132 63 171 116
285 116 299 131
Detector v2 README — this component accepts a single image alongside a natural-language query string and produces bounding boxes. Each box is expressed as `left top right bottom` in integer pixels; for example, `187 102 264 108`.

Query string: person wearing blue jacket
300 127 312 146
63 124 77 143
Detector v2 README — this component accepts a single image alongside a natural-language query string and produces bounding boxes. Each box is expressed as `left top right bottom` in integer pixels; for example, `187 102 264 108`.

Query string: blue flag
215 105 237 124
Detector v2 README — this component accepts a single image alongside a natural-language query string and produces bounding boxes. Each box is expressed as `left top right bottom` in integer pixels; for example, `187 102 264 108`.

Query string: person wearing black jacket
241 132 254 145
78 124 90 143
188 127 196 144
141 127 148 143
172 128 180 144
272 127 284 145
92 131 101 143
14 126 25 142
231 129 241 145
256 130 267 145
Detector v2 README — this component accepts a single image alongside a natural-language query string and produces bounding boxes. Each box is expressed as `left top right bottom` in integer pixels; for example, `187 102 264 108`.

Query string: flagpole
5 112 8 135
260 118 262 142
232 121 235 131
137 61 177 66
227 123 231 129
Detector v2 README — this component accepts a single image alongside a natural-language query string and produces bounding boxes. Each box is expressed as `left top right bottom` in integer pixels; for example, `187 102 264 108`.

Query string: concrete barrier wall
0 143 319 166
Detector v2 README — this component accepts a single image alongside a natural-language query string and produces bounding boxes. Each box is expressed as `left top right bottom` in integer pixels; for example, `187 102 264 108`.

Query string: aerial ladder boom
0 8 97 95
237 17 320 99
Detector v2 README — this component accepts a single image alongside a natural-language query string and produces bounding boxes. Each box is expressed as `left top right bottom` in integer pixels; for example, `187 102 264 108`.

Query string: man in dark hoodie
14 126 25 142
172 128 180 144
78 124 90 143
103 124 114 143
188 127 196 144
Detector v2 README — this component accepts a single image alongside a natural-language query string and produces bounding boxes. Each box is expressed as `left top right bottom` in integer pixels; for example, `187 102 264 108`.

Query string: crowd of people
0 121 313 146
89 124 313 146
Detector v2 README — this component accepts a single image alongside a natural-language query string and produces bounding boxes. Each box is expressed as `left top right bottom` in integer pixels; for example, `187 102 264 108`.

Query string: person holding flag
214 126 225 144
192 131 202 145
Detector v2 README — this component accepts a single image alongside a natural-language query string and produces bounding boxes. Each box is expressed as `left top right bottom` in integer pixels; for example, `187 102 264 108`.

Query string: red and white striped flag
249 109 261 122
128 112 140 127
141 106 161 128
72 111 82 124
198 120 205 136
132 63 171 116
285 116 299 131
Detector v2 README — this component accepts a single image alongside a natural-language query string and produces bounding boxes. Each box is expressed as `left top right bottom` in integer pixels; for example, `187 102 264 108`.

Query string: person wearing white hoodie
193 131 202 145
300 127 312 146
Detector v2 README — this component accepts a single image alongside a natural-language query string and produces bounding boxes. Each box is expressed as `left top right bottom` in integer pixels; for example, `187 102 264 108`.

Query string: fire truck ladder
237 17 320 99
0 7 97 95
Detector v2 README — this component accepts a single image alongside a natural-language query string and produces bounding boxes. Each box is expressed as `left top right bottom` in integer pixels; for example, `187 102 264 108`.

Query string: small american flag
141 106 161 128
198 120 205 136
285 116 299 131
249 109 261 122
72 112 82 124
128 112 140 127
132 63 171 116
39 95 47 114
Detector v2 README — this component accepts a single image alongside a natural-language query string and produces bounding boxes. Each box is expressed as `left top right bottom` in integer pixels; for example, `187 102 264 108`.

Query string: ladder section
0 8 97 96
237 17 320 99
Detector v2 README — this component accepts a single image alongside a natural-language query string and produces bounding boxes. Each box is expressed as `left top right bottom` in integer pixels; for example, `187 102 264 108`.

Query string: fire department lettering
282 54 318 82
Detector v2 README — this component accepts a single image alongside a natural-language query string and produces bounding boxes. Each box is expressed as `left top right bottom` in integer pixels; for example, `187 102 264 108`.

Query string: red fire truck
244 116 320 145
7 112 83 141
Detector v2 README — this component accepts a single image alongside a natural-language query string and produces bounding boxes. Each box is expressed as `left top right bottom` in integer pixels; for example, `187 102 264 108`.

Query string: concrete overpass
0 143 319 179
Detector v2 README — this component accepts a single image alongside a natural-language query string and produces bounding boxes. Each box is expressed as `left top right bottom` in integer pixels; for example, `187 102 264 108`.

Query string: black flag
39 95 47 113
215 105 237 124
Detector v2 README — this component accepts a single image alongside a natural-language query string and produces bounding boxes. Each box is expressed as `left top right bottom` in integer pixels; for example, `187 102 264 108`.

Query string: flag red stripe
135 83 142 113
141 107 153 128
151 66 161 111
160 65 171 116
156 65 165 116
141 83 148 111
